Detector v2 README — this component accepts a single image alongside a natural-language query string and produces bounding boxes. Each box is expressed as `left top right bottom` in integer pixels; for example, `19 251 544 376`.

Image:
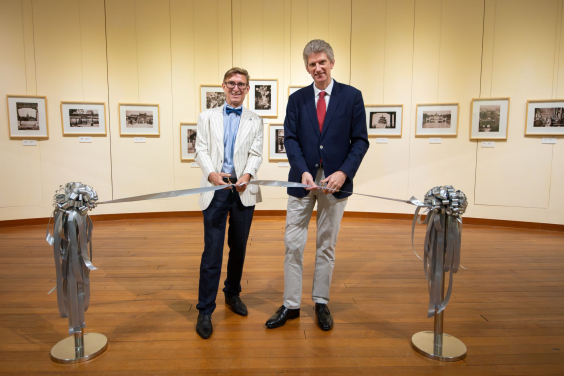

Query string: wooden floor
1 216 564 375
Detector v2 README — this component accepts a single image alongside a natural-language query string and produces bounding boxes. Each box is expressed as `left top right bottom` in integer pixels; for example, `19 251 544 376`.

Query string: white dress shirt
313 78 334 110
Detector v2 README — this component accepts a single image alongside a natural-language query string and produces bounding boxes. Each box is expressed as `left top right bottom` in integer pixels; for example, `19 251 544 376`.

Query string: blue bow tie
226 105 242 116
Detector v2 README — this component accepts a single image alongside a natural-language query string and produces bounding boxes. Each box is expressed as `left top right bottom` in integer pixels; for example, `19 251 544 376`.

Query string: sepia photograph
276 129 285 153
16 102 39 130
206 92 226 110
269 123 287 161
533 107 564 127
249 79 278 118
255 85 272 110
370 112 396 129
470 98 509 140
126 110 154 128
422 110 451 128
365 105 403 137
181 123 197 161
119 104 160 136
416 103 459 136
69 109 99 127
61 102 106 136
7 95 49 138
525 100 564 135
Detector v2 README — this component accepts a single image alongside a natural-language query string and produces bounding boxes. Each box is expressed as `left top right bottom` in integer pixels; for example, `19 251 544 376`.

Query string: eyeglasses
224 81 248 90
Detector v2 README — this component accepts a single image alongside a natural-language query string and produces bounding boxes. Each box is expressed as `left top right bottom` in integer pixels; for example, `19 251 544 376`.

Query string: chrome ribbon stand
47 183 107 363
411 185 467 362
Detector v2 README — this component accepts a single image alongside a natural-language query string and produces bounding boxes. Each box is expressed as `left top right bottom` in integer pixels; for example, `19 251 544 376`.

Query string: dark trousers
196 188 255 315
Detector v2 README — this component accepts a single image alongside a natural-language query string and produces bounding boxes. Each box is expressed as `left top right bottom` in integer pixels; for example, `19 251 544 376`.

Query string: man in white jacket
194 67 263 339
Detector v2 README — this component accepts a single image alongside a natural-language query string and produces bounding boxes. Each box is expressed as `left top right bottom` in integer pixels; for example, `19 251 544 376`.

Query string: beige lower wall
0 0 563 224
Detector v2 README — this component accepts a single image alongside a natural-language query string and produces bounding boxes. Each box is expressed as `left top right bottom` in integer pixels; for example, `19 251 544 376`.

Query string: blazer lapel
305 84 321 137
320 80 342 139
234 109 252 154
211 107 224 159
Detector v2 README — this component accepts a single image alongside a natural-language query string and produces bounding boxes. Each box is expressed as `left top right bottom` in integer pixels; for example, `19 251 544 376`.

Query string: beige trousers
283 168 348 309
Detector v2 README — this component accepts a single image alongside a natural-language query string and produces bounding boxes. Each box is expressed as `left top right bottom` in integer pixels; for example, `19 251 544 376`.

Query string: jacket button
320 145 323 149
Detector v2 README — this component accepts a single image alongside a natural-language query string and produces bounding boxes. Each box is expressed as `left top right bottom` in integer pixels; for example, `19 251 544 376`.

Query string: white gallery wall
0 0 563 224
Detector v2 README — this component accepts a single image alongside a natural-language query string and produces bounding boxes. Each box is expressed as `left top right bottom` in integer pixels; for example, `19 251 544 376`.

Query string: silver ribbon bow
411 186 467 318
46 183 98 335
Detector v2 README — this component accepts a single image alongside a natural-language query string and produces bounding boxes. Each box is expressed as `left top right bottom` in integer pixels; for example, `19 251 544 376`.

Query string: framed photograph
525 100 564 136
269 123 287 162
288 86 304 97
119 103 160 136
415 103 459 137
200 85 226 113
60 101 106 136
470 98 510 140
6 95 48 138
249 79 278 118
365 104 403 137
180 123 197 161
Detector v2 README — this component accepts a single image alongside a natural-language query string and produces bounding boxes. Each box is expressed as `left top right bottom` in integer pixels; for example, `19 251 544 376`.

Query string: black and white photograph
269 123 287 161
126 110 154 128
16 102 39 130
422 111 451 128
180 123 197 161
526 100 564 135
7 95 49 138
61 102 107 136
416 103 459 136
275 129 285 153
255 85 271 110
370 112 396 129
119 103 160 136
206 92 226 110
364 105 403 137
470 98 509 140
249 79 278 118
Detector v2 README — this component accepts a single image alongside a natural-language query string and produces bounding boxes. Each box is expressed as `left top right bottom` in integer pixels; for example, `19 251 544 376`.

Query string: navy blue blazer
284 80 370 199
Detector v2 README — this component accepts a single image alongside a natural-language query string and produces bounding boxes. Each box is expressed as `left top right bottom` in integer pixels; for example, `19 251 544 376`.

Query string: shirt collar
313 79 334 98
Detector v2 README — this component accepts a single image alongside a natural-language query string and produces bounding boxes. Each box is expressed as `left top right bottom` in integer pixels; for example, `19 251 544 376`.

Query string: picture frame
200 85 226 113
415 103 460 137
288 86 304 97
365 104 403 137
269 123 287 162
249 79 278 118
180 123 197 161
6 95 49 138
469 98 510 140
525 99 564 136
60 101 107 136
118 103 160 136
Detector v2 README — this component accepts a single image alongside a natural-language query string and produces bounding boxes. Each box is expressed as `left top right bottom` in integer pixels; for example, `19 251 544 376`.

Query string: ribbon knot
226 105 242 116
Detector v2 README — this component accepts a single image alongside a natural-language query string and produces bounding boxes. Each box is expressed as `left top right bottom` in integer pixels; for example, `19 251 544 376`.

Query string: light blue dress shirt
221 102 242 178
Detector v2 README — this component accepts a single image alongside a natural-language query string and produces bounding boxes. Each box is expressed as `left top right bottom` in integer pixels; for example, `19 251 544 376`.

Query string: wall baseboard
1 210 563 232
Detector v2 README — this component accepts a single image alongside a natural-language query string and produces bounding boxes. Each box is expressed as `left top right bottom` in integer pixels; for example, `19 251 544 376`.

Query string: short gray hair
302 39 334 67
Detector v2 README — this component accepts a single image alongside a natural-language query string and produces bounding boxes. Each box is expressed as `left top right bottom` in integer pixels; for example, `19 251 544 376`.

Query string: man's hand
208 172 231 189
235 173 251 192
302 172 318 191
320 171 347 195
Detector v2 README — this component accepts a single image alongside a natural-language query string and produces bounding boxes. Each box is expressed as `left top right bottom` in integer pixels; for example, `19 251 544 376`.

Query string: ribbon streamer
410 186 467 318
48 183 98 335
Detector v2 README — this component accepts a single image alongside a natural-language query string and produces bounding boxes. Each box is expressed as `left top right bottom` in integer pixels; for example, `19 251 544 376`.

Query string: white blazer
195 106 264 210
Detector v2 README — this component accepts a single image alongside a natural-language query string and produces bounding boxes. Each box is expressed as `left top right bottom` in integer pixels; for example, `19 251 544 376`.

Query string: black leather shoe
196 314 213 339
225 295 248 316
265 305 300 329
314 303 333 331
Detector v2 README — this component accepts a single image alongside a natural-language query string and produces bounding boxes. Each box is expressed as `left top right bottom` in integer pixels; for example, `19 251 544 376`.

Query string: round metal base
411 331 466 362
50 333 108 364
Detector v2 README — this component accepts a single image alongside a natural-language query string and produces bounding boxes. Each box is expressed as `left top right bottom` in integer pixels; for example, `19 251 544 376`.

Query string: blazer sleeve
284 95 310 177
242 116 264 178
338 90 370 180
195 111 215 180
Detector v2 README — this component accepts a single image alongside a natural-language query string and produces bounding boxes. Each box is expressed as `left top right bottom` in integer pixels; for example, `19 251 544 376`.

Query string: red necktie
317 91 326 132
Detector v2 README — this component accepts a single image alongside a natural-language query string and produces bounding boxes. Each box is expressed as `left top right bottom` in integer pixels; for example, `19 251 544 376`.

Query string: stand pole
50 329 107 364
411 213 467 362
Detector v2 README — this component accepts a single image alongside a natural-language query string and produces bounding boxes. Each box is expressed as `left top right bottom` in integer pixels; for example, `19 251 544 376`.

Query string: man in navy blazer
266 39 369 331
